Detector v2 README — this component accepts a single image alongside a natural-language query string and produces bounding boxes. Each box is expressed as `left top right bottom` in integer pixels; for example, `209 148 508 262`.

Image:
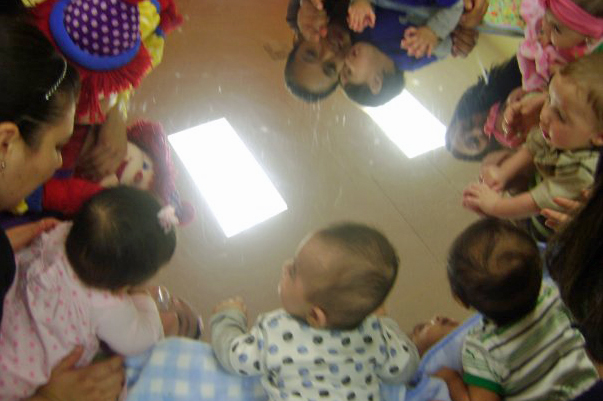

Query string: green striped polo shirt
462 281 598 400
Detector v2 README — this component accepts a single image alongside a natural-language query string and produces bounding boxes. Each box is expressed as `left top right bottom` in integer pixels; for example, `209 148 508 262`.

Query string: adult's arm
30 347 124 401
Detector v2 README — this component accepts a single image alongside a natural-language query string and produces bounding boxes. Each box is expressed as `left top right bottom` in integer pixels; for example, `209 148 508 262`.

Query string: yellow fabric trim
21 0 47 7
12 199 28 215
139 1 161 40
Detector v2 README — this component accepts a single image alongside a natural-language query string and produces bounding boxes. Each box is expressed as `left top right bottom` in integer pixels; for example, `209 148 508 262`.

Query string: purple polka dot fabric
63 0 140 56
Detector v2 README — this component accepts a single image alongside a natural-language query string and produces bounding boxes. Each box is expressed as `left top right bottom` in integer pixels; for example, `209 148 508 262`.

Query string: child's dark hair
66 187 177 291
307 222 399 329
343 68 404 107
547 175 603 362
284 41 339 103
447 219 542 326
0 17 80 149
445 57 521 161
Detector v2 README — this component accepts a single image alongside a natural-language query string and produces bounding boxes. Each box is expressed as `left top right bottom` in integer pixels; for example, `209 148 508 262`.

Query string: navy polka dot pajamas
211 309 419 400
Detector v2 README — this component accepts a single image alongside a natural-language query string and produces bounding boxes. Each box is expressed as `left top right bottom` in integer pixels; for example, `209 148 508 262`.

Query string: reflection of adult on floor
286 0 487 56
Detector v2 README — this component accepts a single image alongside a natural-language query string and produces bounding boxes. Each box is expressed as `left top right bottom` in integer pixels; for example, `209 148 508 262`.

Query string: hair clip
44 58 68 101
157 205 179 234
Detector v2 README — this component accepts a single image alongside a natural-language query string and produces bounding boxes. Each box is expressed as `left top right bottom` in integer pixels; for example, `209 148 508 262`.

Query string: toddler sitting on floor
437 218 598 400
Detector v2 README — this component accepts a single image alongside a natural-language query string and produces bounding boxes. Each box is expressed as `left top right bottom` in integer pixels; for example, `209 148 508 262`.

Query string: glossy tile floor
130 0 519 338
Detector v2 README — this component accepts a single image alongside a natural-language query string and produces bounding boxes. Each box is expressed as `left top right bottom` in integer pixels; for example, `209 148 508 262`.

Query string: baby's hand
479 164 505 192
213 296 247 315
462 182 503 216
502 91 545 141
401 26 438 58
347 0 375 33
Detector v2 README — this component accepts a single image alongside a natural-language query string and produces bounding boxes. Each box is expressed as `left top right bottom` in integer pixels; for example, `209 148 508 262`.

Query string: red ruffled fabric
29 0 154 123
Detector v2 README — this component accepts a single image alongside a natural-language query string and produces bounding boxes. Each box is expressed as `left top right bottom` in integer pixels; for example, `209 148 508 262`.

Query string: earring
0 161 5 170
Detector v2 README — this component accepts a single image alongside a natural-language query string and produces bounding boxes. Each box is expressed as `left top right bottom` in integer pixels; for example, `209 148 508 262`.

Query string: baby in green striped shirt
437 218 598 401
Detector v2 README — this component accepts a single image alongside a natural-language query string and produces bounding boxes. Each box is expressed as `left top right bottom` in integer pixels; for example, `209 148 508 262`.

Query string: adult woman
0 17 124 401
546 174 603 399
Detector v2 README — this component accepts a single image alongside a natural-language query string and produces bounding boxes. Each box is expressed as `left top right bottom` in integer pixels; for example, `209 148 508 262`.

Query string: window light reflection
169 118 287 237
362 90 446 158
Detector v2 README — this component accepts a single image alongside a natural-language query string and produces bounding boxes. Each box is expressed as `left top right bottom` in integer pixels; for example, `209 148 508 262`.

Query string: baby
211 222 419 400
462 53 603 238
437 218 598 400
0 187 178 401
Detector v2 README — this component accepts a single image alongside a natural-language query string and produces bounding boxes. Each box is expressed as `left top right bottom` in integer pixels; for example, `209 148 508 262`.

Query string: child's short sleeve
375 317 420 384
461 334 506 396
210 309 267 376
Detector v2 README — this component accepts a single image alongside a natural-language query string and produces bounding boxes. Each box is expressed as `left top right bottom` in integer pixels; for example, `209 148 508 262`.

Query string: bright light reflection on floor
169 118 287 238
363 90 445 158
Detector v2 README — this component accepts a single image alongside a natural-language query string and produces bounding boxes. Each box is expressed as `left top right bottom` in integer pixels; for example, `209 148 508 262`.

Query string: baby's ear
369 73 383 95
306 306 328 328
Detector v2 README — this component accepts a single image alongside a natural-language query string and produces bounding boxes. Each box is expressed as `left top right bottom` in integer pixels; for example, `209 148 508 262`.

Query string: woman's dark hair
0 17 80 148
343 68 404 107
66 187 177 291
445 57 521 160
0 0 27 16
284 41 339 103
448 218 542 326
547 174 603 362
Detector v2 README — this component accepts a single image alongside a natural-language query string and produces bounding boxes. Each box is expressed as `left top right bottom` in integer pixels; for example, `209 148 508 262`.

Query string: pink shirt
0 223 163 401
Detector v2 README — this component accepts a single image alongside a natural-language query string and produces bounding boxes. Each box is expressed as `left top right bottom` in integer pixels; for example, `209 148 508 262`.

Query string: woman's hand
35 346 124 401
541 192 589 230
297 0 329 42
6 218 60 252
459 0 489 29
76 106 127 181
451 26 478 57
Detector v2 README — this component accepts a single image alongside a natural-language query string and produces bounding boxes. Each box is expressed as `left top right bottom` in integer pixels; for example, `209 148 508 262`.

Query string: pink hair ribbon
545 0 603 38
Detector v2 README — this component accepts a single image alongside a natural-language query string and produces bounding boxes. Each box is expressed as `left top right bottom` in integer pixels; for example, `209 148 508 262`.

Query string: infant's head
340 42 404 106
66 186 177 291
279 222 399 330
447 219 542 326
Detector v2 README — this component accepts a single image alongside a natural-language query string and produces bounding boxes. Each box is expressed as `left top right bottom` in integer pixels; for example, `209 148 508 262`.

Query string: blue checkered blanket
125 315 480 401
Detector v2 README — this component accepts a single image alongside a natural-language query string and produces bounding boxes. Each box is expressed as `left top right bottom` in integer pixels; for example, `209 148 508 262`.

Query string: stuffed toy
26 121 194 223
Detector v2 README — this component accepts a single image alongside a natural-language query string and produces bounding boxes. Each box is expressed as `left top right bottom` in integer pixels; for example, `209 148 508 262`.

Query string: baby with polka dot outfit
211 222 420 401
0 187 177 401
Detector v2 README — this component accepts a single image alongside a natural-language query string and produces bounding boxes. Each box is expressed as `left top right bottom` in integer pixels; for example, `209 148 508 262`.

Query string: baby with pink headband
518 0 603 91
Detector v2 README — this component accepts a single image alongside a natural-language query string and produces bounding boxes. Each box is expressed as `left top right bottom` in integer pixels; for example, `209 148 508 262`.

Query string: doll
26 121 194 223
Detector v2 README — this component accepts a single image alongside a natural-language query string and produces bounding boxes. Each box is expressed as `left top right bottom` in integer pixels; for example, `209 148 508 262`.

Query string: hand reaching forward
347 0 375 33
